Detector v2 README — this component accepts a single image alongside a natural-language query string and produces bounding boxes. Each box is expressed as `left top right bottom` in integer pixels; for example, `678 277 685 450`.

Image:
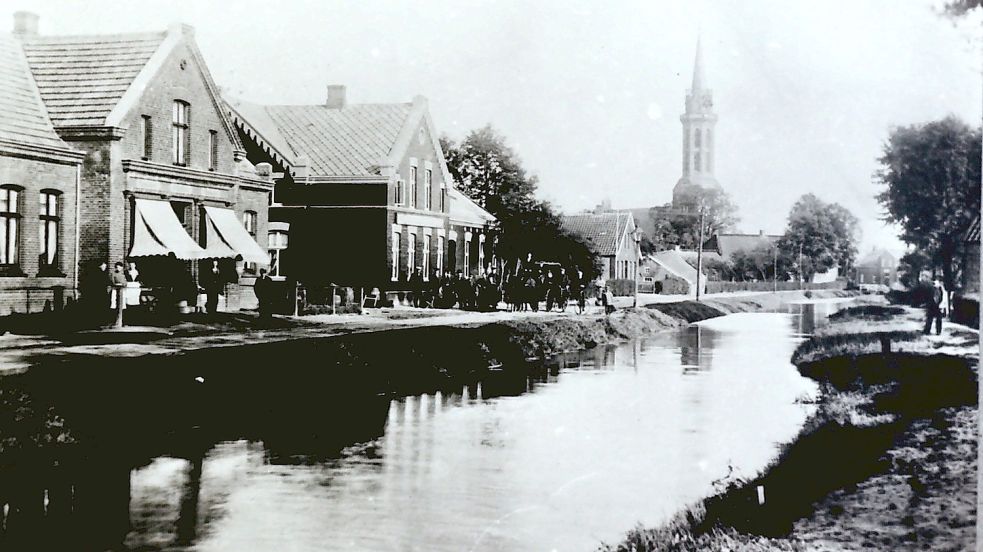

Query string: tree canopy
441 125 599 278
777 194 860 282
875 116 981 289
647 187 739 250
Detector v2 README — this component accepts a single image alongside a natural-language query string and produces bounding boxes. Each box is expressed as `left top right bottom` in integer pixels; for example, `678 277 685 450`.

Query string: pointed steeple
691 36 706 91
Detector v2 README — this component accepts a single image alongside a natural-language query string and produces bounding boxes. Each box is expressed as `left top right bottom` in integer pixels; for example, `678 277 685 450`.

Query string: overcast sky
13 0 983 255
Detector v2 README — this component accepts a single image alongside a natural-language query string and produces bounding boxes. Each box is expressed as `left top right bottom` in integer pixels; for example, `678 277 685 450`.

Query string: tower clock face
701 96 713 109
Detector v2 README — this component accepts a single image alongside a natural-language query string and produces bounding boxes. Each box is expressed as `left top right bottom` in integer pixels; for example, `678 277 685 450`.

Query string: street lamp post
773 244 778 293
798 243 804 290
695 204 706 301
632 229 641 308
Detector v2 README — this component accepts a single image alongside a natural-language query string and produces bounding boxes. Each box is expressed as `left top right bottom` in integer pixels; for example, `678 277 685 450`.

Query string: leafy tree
777 194 860 282
940 0 981 18
648 188 739 250
730 243 776 281
875 116 981 290
897 249 933 289
441 126 600 278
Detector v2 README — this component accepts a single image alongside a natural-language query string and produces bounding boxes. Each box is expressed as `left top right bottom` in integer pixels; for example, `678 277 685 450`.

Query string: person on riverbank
923 277 949 335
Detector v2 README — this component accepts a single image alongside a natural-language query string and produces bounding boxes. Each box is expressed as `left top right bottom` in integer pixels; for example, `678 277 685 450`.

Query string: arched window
39 189 61 272
0 185 22 267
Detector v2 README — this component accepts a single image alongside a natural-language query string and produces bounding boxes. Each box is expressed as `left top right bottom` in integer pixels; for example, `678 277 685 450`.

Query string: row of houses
0 12 495 315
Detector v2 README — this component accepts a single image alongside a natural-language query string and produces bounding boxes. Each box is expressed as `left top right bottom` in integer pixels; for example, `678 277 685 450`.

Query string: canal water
0 301 847 551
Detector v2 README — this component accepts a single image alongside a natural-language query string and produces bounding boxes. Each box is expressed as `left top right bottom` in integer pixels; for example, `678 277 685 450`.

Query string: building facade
852 247 898 286
0 30 85 314
16 14 272 309
561 212 639 281
228 86 495 291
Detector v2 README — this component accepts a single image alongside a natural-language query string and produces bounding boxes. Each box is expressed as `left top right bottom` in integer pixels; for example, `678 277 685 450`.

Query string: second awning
203 206 270 264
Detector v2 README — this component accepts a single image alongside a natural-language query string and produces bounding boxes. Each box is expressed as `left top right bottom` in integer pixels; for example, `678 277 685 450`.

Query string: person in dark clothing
570 268 586 314
254 268 274 321
923 277 949 335
408 267 424 307
201 260 225 315
455 270 473 310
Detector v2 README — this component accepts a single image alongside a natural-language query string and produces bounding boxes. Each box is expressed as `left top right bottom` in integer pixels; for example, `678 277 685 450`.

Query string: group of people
401 268 504 311
79 257 241 320
398 265 590 314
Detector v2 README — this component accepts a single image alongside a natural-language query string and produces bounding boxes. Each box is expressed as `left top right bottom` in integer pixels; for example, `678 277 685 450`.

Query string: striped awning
129 199 209 260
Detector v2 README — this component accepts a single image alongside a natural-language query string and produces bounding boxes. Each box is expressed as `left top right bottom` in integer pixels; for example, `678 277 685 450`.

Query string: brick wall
119 40 238 175
0 152 79 314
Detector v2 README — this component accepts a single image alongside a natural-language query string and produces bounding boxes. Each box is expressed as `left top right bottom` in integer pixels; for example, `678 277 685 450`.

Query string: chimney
326 85 346 109
13 11 39 37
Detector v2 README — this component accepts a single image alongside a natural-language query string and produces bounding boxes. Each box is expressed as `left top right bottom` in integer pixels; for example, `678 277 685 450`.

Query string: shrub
606 279 636 297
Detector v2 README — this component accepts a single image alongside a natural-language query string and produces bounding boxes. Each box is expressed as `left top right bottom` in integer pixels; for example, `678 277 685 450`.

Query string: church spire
691 36 706 91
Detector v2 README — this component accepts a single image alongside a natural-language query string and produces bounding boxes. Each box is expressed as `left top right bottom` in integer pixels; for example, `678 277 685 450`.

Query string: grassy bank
601 302 978 552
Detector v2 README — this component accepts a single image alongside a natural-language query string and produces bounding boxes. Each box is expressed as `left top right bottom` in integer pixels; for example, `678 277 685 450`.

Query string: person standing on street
923 277 949 335
202 260 224 315
255 268 273 321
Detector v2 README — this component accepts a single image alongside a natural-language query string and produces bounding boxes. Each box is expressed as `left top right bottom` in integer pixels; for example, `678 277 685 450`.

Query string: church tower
672 38 721 210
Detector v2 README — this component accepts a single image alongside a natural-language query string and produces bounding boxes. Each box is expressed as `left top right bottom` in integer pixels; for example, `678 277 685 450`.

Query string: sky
12 0 983 255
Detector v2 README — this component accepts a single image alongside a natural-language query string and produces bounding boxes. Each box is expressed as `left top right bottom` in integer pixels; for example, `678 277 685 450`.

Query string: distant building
672 37 721 212
561 211 639 280
703 231 781 259
227 87 495 290
853 247 898 286
640 250 706 295
0 30 84 314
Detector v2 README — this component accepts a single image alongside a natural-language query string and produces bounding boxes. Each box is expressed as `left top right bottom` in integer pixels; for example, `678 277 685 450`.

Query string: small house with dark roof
703 231 781 260
14 12 273 310
227 86 496 290
561 211 639 281
852 247 898 286
0 24 84 314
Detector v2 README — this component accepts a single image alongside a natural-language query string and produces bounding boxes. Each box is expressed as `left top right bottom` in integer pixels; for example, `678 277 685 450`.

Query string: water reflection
0 307 850 551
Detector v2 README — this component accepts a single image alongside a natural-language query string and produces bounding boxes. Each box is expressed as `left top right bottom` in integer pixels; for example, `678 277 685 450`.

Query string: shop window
422 234 431 279
268 229 288 277
437 236 444 274
0 185 21 270
38 190 60 274
408 233 416 276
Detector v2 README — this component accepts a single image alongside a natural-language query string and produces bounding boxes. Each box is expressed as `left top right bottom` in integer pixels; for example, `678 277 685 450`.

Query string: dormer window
172 100 190 166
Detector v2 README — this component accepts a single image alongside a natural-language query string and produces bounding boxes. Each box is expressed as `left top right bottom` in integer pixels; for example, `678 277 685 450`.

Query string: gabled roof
245 101 414 177
562 211 636 257
676 248 725 266
648 249 705 284
449 188 496 227
706 232 780 258
857 247 896 267
20 31 167 127
19 24 243 152
0 33 73 150
965 215 980 243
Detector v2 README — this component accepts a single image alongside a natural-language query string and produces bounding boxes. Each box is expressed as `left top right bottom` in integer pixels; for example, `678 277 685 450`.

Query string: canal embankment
601 301 978 552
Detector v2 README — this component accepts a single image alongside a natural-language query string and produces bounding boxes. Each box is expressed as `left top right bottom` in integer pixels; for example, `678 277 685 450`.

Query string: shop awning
129 199 209 260
203 206 270 264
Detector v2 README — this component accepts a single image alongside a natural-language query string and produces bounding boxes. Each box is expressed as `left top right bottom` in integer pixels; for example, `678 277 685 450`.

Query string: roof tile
0 34 70 149
20 31 166 127
562 212 635 257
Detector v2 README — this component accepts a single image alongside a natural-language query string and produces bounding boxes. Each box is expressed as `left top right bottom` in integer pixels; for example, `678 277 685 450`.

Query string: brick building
561 211 640 281
14 13 272 309
226 87 495 291
0 30 85 314
852 247 898 287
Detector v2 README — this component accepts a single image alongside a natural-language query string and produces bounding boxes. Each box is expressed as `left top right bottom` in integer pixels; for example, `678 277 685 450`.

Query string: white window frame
172 100 190 166
395 178 405 206
478 233 486 271
408 232 416 276
437 235 445 274
424 168 433 210
409 166 418 209
391 230 401 281
422 232 431 280
464 235 471 274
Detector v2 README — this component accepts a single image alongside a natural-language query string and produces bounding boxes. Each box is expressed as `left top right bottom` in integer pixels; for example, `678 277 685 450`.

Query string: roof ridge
19 30 167 43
